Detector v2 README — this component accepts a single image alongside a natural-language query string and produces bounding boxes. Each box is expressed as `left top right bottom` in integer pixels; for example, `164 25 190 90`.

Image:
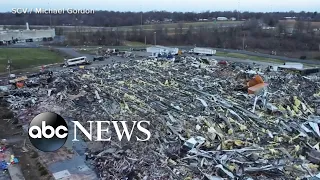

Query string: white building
0 22 55 43
0 29 55 41
164 18 173 22
230 17 237 21
146 46 179 57
262 26 276 30
284 17 297 20
217 17 228 21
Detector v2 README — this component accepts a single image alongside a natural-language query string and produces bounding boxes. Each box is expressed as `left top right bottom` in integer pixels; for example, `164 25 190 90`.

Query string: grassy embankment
215 51 284 63
75 45 318 67
215 52 317 67
0 48 64 73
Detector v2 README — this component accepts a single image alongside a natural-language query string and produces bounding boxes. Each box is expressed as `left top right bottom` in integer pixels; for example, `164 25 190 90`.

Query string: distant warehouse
0 22 55 45
217 17 228 21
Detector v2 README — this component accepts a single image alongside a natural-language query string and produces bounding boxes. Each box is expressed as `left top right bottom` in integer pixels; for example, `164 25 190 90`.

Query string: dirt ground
0 99 51 180
279 20 320 28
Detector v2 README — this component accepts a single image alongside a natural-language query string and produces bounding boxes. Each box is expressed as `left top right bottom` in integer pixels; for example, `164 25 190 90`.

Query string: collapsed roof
4 57 320 179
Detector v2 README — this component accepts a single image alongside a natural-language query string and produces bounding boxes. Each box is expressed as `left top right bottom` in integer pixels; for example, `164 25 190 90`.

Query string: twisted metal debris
4 57 320 179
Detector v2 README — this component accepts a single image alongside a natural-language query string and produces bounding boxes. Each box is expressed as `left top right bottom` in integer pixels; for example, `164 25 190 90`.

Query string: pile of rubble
3 57 320 179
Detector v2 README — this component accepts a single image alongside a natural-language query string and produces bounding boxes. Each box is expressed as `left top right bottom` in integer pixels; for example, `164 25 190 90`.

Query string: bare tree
277 23 285 36
178 23 183 35
306 21 312 33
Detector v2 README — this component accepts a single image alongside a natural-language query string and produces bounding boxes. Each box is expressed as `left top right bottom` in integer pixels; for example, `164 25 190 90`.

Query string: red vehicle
218 61 229 65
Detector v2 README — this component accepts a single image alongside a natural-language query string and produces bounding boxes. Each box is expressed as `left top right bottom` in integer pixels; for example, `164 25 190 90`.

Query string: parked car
93 56 105 61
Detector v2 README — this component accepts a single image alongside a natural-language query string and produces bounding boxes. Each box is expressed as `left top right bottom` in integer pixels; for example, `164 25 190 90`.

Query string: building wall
146 47 167 53
0 29 55 41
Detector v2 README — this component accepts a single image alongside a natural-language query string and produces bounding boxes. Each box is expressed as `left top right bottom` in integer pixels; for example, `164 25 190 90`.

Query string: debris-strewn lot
0 99 47 180
2 57 320 179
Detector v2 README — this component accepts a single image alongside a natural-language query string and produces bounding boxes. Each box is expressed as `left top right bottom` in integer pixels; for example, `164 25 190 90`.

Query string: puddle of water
64 119 87 157
24 119 98 180
46 118 99 180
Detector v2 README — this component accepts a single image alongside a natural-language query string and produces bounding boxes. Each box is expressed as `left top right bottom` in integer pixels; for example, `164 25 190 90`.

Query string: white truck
190 47 216 56
279 62 304 70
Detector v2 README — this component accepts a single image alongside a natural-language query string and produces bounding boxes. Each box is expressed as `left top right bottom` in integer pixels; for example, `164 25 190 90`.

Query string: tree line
0 11 319 27
62 19 320 57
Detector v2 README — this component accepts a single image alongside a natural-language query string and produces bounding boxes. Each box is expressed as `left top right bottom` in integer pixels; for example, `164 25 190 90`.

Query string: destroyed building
1 57 320 179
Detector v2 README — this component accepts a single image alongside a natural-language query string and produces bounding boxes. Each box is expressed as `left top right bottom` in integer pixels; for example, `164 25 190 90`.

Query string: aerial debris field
2 56 320 179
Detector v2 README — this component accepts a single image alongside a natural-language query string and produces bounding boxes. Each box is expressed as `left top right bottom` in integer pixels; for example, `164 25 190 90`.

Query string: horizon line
0 9 316 13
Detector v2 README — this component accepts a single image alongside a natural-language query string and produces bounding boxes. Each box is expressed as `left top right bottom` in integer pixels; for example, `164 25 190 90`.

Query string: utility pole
145 36 147 45
140 12 143 29
48 1 52 27
50 15 52 28
242 33 246 50
154 32 156 45
141 12 143 42
74 17 78 44
7 59 12 78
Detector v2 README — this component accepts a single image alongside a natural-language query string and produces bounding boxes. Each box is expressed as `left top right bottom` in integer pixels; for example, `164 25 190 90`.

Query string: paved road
0 42 42 48
45 48 141 72
56 47 134 65
215 48 320 65
55 47 278 67
69 45 320 65
56 47 94 60
2 43 319 65
211 55 276 66
174 46 320 65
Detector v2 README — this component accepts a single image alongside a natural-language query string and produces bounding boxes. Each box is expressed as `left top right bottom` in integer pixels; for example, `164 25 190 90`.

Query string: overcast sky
1 0 319 12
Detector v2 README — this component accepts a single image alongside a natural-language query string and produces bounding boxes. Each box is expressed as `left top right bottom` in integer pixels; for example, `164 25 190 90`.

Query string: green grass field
215 51 285 63
117 21 243 30
77 48 98 55
0 48 64 73
123 41 148 46
1 21 243 30
215 51 318 67
46 21 244 33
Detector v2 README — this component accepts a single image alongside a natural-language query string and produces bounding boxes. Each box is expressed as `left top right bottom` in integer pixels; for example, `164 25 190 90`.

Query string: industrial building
146 46 179 57
217 17 228 21
0 23 55 45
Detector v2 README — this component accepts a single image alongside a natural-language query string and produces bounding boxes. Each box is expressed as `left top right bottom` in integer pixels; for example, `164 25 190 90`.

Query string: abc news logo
29 121 68 139
28 112 151 152
28 112 68 152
